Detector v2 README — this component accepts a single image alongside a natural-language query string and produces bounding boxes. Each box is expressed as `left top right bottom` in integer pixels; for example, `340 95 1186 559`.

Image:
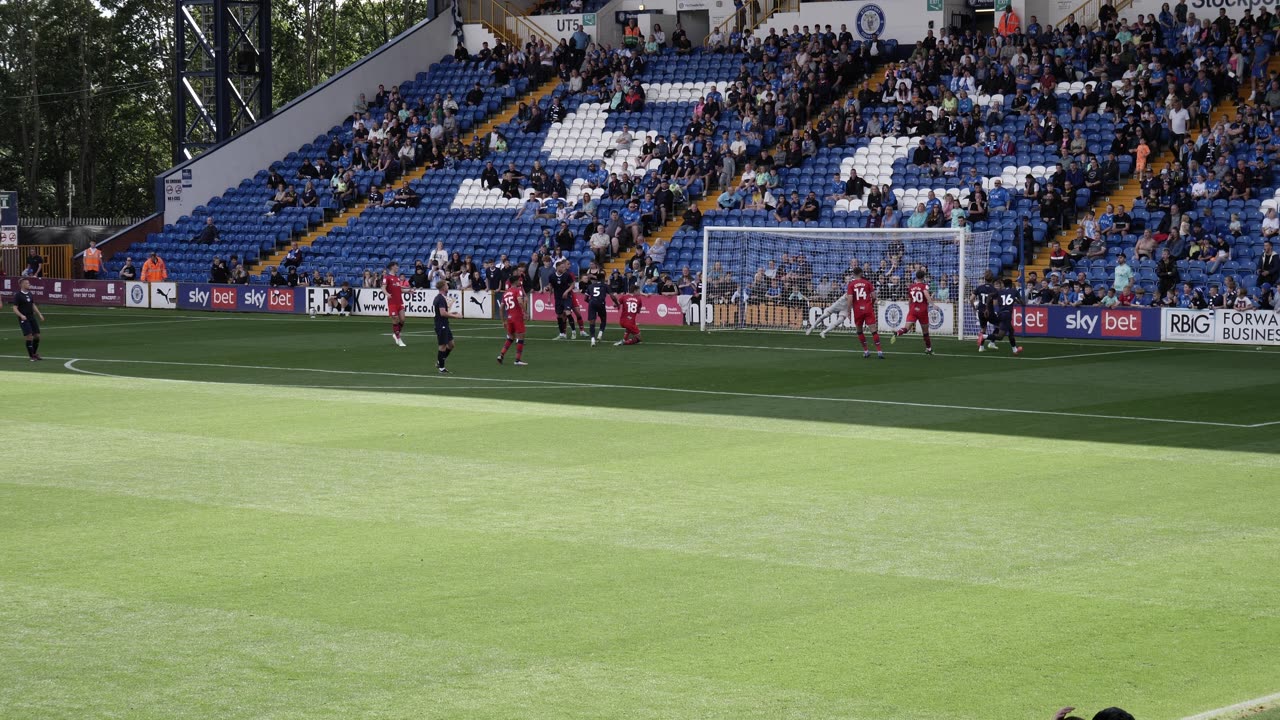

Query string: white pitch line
1181 690 1280 720
30 317 231 331
392 332 1171 362
60 359 553 392
1027 347 1171 361
13 354 1265 429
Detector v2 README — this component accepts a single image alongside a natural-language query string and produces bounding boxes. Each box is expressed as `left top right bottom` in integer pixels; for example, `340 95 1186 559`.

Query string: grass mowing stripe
37 355 1266 428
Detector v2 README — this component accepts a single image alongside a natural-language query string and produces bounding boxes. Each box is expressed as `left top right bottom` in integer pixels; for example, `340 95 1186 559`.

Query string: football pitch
2 307 1279 720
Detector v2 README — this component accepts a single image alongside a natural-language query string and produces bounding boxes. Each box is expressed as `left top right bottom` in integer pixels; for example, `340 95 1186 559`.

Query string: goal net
698 227 993 339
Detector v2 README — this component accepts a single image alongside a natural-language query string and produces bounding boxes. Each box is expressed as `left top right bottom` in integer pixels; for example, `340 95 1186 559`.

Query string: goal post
698 226 994 339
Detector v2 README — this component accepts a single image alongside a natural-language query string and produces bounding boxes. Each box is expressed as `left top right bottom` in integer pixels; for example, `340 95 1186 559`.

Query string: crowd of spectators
463 23 889 281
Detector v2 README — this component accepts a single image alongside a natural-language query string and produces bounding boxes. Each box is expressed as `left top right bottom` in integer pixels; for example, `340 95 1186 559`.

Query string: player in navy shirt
10 278 46 361
432 280 461 373
986 278 1024 355
583 272 618 346
547 259 583 339
971 270 998 351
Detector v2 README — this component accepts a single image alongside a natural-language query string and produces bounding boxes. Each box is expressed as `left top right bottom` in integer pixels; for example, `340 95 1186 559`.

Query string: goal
698 226 993 339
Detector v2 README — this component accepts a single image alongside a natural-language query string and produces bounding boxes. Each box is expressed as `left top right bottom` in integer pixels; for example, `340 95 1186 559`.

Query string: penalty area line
1181 690 1280 720
12 354 1264 429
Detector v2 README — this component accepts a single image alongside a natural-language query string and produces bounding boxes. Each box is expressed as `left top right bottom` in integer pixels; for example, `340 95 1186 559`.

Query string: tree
0 0 432 218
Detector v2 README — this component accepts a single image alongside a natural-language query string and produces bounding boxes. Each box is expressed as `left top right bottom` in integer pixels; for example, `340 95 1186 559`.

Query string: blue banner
0 191 16 226
176 283 303 313
1013 305 1161 341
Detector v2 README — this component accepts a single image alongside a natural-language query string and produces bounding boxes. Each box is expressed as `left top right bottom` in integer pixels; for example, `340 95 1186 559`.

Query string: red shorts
852 307 875 328
621 319 640 334
906 306 928 328
505 316 526 335
387 304 404 317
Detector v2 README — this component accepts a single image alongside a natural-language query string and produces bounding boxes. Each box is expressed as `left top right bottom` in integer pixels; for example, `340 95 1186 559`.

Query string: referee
11 278 46 361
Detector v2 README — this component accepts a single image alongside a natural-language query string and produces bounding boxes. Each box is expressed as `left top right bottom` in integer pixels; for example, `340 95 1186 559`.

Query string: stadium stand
106 49 536 283
117 2 1279 314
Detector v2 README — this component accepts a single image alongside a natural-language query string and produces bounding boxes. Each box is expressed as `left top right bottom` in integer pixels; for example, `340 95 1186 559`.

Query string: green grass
1 307 1278 720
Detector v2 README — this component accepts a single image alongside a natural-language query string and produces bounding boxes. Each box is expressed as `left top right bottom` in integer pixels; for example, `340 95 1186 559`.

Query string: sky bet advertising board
1012 306 1161 341
177 284 302 313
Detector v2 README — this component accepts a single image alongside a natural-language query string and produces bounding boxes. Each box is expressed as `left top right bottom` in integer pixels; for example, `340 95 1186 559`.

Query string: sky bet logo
1065 311 1098 334
212 287 236 310
267 288 295 311
186 287 210 306
1013 307 1048 334
243 289 267 308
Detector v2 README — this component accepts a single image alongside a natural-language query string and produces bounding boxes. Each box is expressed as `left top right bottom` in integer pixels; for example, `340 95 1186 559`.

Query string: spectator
409 261 431 289
283 242 305 270
1258 240 1279 286
1113 254 1133 291
1157 248 1180 297
1134 230 1157 261
231 263 249 284
194 217 219 244
209 256 230 284
590 224 614 263
1048 241 1070 276
118 256 137 281
268 266 287 286
1262 209 1279 239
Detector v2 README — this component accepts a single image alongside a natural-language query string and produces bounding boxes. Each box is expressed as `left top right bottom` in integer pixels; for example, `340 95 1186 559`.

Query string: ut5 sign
1013 306 1159 341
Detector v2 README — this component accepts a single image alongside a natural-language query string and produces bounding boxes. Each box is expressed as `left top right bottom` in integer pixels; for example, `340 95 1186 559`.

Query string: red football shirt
907 281 929 309
384 273 408 306
620 294 642 322
501 286 524 319
847 278 875 311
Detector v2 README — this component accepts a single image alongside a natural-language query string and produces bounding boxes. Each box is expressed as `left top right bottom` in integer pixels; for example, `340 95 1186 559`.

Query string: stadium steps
246 75 564 277
602 62 895 275
1018 94 1244 282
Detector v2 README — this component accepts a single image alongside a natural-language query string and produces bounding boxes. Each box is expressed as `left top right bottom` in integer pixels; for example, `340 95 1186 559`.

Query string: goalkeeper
805 293 851 338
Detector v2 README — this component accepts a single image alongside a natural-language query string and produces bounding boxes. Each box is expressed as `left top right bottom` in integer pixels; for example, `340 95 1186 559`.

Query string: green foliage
0 0 430 218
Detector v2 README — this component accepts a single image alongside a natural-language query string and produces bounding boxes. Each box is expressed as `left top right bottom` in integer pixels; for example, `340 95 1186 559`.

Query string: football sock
501 339 512 356
557 317 567 334
443 348 452 359
1008 335 1018 348
25 340 34 357
896 327 907 336
923 333 932 350
857 331 867 350
515 339 524 359
437 350 445 368
31 338 39 354
588 322 596 336
872 332 882 351
599 319 607 334
392 321 402 337
573 312 584 329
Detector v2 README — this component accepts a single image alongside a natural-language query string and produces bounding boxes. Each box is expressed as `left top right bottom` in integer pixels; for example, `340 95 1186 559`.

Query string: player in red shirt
613 292 643 346
497 265 529 366
383 261 409 347
846 266 883 359
891 268 934 355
